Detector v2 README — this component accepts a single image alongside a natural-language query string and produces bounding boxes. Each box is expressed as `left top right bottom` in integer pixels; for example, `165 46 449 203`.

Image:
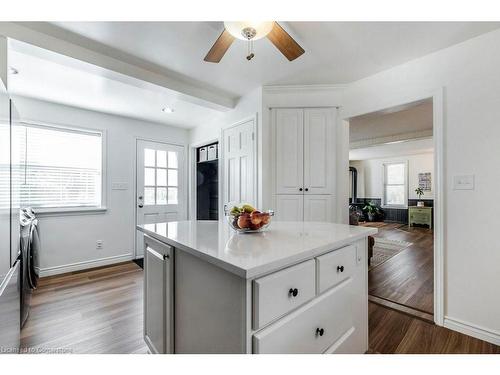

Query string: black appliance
19 208 40 328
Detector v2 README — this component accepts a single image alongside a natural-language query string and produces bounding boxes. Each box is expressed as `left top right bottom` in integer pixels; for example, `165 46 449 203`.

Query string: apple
250 210 262 225
249 222 261 231
237 213 251 229
261 212 270 225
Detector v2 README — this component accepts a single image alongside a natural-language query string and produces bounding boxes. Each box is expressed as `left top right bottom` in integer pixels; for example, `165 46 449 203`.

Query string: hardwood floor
20 262 147 354
369 302 500 354
363 222 434 314
19 261 499 354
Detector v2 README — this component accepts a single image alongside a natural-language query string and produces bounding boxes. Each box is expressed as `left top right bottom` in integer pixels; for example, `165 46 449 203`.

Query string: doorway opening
347 98 439 322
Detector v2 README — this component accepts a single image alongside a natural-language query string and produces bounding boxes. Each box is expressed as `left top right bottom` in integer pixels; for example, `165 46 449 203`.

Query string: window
143 148 179 205
1 122 103 210
383 161 408 208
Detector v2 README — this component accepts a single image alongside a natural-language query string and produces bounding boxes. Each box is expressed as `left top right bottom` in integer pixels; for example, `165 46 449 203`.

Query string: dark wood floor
363 222 434 314
20 261 500 354
369 302 500 353
20 262 147 354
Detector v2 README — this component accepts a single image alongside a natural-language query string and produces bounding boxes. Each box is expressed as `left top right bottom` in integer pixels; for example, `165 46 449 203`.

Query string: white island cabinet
137 221 377 354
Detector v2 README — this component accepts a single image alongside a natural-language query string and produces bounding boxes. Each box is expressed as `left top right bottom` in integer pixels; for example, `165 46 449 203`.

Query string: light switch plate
111 182 129 190
453 175 474 190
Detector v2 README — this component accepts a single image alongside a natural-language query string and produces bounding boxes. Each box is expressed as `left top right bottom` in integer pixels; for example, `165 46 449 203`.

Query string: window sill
32 207 108 217
382 205 408 210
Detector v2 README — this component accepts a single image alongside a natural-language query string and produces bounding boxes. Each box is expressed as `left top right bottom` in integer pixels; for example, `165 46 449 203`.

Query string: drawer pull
315 328 325 337
337 265 344 273
288 288 299 297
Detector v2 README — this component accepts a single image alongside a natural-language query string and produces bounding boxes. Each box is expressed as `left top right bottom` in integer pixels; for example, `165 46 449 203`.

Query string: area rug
369 238 412 270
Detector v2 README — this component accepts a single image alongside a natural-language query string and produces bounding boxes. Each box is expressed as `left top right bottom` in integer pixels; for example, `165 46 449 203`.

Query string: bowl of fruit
225 204 274 233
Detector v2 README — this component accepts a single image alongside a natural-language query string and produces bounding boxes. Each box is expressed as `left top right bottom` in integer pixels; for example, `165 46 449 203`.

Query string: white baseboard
39 253 134 277
444 316 500 346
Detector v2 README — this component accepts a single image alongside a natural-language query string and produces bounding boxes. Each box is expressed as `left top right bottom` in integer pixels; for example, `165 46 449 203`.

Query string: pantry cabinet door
274 109 304 195
304 195 333 222
303 108 335 195
275 195 304 221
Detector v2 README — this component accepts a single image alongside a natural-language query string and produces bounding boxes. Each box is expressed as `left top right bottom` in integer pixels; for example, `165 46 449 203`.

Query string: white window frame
382 160 408 209
16 120 107 216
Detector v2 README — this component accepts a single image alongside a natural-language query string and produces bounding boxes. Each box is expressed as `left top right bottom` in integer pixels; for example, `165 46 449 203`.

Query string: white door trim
133 136 188 259
342 88 445 326
220 114 258 213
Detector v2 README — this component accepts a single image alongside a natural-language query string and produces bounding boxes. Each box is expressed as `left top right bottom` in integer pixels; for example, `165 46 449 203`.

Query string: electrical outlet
96 240 103 250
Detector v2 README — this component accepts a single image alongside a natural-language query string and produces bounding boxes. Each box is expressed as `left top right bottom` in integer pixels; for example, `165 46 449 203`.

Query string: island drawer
253 259 316 330
316 245 356 294
253 278 354 353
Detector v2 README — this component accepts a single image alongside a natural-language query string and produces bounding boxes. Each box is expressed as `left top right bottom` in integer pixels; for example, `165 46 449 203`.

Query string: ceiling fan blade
204 29 235 63
266 22 305 61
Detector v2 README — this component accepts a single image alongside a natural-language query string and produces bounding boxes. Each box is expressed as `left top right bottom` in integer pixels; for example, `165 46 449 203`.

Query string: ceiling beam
0 22 236 112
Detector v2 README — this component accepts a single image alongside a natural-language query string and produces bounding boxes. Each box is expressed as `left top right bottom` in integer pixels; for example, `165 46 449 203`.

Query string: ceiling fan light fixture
224 21 274 41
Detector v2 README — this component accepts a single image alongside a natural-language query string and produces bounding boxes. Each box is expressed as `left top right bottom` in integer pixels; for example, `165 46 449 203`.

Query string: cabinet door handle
304 188 309 192
316 328 325 337
337 265 344 273
288 288 299 297
299 188 303 192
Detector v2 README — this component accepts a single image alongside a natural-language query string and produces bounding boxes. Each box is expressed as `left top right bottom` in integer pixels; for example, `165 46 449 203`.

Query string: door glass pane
145 149 155 167
144 187 155 205
168 169 178 187
157 169 167 186
145 168 155 186
386 163 405 184
168 187 178 204
168 151 178 169
157 187 167 204
157 150 167 168
386 185 405 205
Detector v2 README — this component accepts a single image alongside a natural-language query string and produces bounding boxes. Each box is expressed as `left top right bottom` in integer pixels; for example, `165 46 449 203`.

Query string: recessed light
162 107 174 113
8 67 19 75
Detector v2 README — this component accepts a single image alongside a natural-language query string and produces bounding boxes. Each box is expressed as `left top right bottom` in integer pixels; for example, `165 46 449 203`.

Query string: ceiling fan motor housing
241 27 257 40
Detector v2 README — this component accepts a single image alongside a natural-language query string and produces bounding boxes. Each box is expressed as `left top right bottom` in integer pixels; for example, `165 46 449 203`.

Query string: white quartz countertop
137 221 377 279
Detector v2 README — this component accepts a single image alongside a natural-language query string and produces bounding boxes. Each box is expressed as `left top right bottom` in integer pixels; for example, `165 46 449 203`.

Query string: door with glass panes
136 140 186 258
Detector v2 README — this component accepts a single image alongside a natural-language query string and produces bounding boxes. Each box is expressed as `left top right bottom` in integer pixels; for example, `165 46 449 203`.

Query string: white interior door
223 119 256 207
274 109 304 195
304 108 335 195
136 140 186 258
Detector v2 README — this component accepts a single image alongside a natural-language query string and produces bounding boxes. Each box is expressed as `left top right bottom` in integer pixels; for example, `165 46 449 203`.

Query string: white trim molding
263 84 347 93
350 129 433 149
39 253 134 277
444 317 500 346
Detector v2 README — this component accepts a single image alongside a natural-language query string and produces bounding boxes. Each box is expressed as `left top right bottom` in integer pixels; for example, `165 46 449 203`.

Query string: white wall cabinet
273 108 336 222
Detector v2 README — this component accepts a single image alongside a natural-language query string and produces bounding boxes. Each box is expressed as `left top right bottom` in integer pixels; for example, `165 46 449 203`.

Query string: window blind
0 123 102 210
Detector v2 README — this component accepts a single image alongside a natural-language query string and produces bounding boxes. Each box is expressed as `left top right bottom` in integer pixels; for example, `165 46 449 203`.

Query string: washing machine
20 208 40 328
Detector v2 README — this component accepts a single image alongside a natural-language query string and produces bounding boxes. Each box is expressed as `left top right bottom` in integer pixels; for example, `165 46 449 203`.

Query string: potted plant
415 187 425 207
363 201 380 222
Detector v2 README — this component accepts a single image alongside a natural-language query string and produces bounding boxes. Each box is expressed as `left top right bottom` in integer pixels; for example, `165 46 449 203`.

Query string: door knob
305 188 309 192
138 195 144 208
299 188 303 192
316 328 325 337
289 288 299 297
337 265 344 273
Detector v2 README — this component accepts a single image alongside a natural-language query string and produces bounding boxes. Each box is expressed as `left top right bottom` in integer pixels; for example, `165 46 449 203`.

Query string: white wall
12 96 189 275
350 152 434 200
342 29 500 341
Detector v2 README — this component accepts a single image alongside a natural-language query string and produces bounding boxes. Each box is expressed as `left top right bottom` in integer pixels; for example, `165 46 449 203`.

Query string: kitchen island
137 220 377 354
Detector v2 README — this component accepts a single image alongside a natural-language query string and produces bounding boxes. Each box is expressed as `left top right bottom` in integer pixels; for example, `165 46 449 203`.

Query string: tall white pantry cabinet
272 108 336 222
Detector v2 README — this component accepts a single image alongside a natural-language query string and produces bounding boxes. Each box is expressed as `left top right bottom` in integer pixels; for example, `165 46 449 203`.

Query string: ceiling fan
204 21 305 63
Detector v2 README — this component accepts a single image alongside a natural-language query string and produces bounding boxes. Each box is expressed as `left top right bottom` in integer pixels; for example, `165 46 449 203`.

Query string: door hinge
252 132 255 141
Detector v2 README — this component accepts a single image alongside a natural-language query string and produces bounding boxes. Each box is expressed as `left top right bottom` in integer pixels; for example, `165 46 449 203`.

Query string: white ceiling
49 21 500 97
8 22 500 128
349 138 434 160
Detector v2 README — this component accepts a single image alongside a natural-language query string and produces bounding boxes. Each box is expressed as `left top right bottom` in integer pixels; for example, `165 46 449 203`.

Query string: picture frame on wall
418 172 432 191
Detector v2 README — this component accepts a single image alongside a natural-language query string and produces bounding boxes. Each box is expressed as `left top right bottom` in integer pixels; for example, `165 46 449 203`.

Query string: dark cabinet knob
299 188 303 191
316 328 325 337
337 265 344 273
305 188 309 192
289 288 299 297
